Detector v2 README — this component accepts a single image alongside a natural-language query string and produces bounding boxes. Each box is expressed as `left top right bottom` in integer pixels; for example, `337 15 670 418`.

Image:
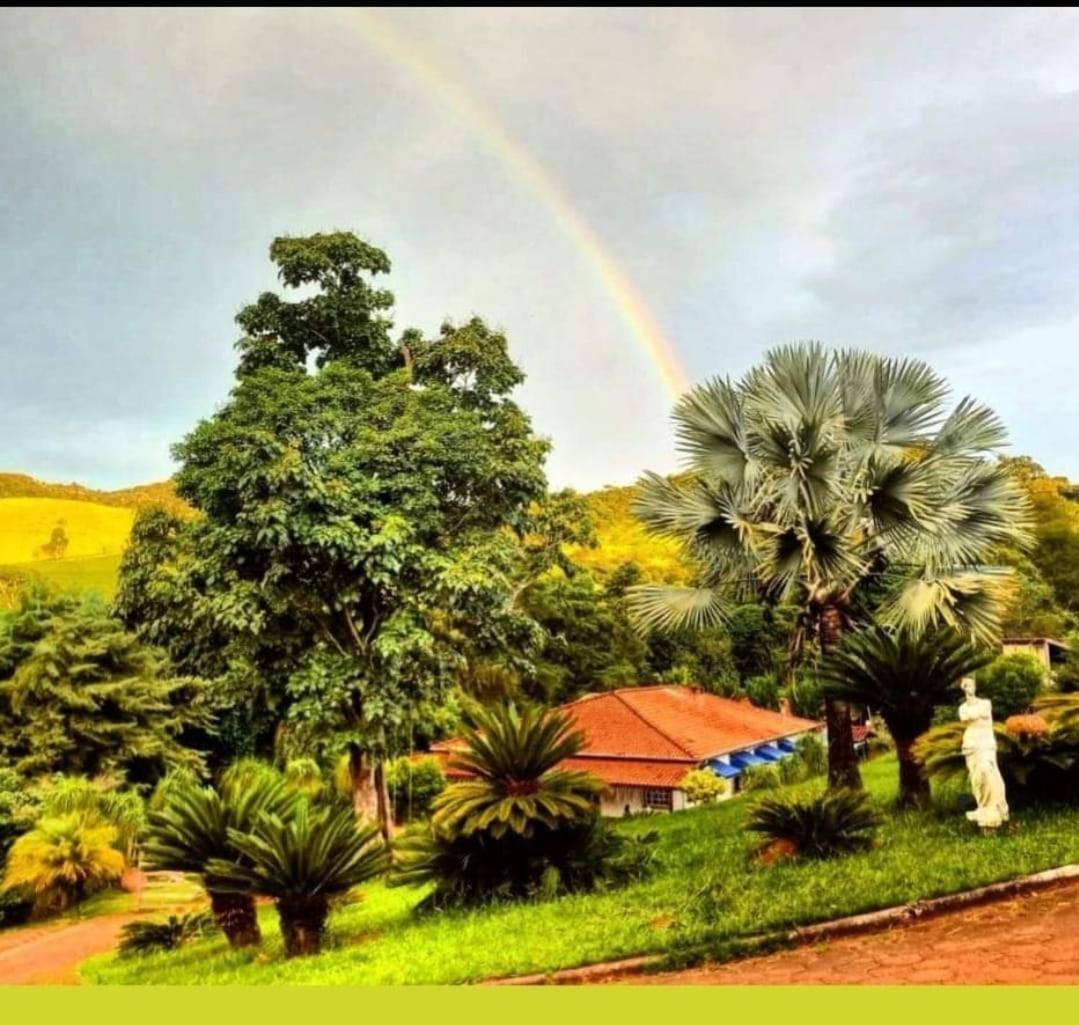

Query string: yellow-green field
0 553 122 603
0 497 133 564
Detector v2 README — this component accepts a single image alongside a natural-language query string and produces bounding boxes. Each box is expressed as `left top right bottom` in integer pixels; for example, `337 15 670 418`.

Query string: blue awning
754 744 784 762
776 737 797 753
730 751 768 769
708 760 741 779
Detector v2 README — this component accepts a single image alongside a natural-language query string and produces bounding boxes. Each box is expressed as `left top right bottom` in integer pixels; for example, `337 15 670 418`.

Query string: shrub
207 803 388 957
777 753 809 785
745 674 781 711
975 653 1045 719
118 912 215 957
915 693 1079 801
785 675 823 720
390 817 658 909
385 756 445 823
2 813 124 916
36 775 146 864
795 733 827 777
746 789 882 860
283 758 325 800
680 769 729 804
740 763 781 792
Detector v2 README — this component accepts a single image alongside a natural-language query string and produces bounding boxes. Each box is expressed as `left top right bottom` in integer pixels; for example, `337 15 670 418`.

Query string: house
1001 637 1070 675
430 684 822 817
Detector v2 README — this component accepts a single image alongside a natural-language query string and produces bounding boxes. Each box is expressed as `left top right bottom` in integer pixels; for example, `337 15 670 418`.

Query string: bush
385 756 445 823
795 733 827 777
746 788 882 860
35 775 145 864
390 817 658 909
283 758 325 800
680 769 729 804
0 767 39 859
975 653 1045 718
118 912 215 957
915 693 1079 802
740 763 781 792
785 675 823 720
745 674 781 711
2 813 124 916
777 753 809 785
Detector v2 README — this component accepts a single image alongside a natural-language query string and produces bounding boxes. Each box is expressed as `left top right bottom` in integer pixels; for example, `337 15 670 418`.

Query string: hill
571 483 691 583
0 472 190 518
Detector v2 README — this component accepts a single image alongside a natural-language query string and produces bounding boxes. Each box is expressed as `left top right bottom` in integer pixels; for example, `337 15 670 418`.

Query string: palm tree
142 773 297 948
819 627 993 807
630 344 1032 788
432 702 605 839
207 803 388 957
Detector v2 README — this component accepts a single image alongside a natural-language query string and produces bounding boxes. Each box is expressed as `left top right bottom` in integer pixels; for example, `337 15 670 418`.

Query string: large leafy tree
118 232 549 836
0 588 210 780
630 344 1032 788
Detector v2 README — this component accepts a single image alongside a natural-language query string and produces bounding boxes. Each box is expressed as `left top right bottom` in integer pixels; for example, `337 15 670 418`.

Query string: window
643 788 672 811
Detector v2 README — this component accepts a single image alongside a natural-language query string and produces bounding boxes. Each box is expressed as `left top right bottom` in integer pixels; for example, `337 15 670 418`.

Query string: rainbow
342 9 688 399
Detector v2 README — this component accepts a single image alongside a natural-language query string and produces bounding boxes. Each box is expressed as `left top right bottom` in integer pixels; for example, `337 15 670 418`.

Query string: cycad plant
631 344 1032 788
142 772 297 948
746 789 883 860
2 813 124 916
207 803 388 957
118 911 215 957
820 627 994 807
432 702 605 838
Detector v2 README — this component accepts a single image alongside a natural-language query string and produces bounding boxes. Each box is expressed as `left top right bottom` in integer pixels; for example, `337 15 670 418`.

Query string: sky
2 8 1079 491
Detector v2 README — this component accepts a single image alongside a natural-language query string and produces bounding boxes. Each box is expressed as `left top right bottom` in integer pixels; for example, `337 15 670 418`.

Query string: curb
486 863 1079 985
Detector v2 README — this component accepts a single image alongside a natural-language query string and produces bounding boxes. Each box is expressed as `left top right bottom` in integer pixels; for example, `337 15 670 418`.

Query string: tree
820 627 993 807
117 232 550 837
0 588 211 780
975 652 1045 718
38 523 69 560
630 344 1032 789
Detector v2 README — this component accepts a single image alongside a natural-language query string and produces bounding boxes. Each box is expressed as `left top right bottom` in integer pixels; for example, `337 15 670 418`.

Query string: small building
430 684 822 816
1001 637 1070 674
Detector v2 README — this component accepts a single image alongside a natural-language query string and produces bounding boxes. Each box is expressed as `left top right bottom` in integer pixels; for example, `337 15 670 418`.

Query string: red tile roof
429 685 822 791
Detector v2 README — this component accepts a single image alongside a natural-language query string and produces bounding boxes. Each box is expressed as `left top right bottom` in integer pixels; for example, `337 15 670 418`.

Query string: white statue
959 677 1009 828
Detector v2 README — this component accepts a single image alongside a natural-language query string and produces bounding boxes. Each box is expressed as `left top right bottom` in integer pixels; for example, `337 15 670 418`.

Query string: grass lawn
81 757 1079 985
0 553 121 604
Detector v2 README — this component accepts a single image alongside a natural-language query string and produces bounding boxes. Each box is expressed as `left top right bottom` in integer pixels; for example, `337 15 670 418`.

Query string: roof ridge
611 689 695 757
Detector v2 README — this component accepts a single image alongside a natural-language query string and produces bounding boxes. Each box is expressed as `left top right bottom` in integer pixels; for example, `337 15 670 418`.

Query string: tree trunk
208 890 261 949
349 745 394 841
895 735 931 809
278 895 329 957
819 602 863 791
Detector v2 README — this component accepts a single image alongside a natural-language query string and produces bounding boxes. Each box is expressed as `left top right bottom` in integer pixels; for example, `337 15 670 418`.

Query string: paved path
0 912 144 985
635 880 1079 985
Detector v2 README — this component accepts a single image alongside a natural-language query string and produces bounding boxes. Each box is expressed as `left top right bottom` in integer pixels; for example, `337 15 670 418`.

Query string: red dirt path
632 880 1079 985
0 912 144 985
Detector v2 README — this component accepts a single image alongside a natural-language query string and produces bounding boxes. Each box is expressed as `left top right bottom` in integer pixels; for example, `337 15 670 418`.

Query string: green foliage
283 758 325 800
118 912 215 957
746 788 883 859
2 812 124 916
795 734 827 777
0 587 211 780
740 763 782 792
975 653 1045 718
0 766 38 858
745 673 781 710
784 674 823 720
384 756 445 823
390 816 657 910
207 803 389 956
726 605 795 682
777 752 810 785
916 693 1079 801
35 775 146 863
432 703 604 839
680 769 729 804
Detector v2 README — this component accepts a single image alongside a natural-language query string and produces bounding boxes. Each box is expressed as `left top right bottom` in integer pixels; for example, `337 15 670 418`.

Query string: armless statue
958 677 1009 828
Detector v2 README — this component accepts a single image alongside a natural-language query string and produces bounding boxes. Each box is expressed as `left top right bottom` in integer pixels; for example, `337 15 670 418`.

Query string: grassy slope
81 757 1079 985
0 498 133 564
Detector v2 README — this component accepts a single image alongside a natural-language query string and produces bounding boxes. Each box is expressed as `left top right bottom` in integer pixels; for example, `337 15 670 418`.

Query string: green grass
81 758 1079 985
0 553 122 603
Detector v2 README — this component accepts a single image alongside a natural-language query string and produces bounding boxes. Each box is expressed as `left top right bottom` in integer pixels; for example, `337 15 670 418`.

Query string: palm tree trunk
208 890 261 948
349 745 394 841
895 736 931 809
819 603 863 791
277 895 328 957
